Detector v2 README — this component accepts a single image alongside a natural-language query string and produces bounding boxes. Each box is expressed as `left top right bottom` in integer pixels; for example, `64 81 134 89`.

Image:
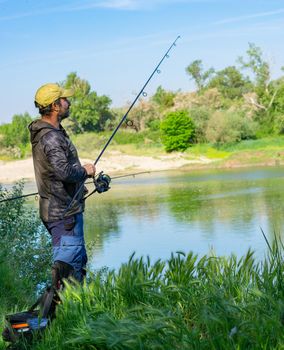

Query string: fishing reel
94 171 111 194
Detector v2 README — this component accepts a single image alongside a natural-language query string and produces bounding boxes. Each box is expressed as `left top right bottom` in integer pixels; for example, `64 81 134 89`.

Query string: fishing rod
95 35 180 166
64 36 181 214
0 171 151 204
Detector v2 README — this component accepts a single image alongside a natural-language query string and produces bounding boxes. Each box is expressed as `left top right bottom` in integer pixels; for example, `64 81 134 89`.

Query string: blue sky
0 0 283 123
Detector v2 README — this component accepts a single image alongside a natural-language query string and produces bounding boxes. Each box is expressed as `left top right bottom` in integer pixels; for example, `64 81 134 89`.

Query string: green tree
0 113 32 148
189 107 211 143
151 86 176 109
237 43 282 134
238 43 270 94
185 59 214 92
160 110 195 152
267 77 284 134
62 72 114 133
205 110 257 144
208 66 252 99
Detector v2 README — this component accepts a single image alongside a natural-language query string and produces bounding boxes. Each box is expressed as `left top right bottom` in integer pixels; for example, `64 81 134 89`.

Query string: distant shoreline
0 153 213 184
0 149 283 185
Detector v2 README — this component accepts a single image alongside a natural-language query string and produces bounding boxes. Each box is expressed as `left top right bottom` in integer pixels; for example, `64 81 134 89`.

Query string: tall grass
218 136 284 152
0 183 51 350
15 241 284 350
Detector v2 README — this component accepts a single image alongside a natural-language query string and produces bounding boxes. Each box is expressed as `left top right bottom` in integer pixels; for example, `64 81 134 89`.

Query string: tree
237 44 284 133
0 112 32 147
208 66 252 99
205 110 257 144
151 86 176 109
61 72 114 133
160 110 195 152
238 43 270 93
185 59 214 92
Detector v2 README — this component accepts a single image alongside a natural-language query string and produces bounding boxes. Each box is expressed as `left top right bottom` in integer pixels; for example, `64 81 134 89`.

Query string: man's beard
58 109 70 122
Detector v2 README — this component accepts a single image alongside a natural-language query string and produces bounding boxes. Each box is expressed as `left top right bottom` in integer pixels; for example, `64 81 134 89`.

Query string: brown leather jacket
29 120 87 222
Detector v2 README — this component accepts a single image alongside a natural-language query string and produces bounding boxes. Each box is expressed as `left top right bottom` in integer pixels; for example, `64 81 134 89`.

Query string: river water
82 166 284 270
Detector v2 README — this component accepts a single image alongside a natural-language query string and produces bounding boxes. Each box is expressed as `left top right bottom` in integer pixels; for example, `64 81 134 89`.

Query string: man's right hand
83 164 96 177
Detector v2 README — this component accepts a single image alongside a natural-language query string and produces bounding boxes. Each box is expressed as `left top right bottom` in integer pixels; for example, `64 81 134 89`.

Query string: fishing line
0 171 151 204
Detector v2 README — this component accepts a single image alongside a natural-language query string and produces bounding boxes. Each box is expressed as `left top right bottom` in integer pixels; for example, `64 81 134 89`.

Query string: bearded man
29 83 95 285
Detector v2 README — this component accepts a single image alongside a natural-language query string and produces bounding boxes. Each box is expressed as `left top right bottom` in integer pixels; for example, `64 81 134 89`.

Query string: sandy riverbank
0 152 213 184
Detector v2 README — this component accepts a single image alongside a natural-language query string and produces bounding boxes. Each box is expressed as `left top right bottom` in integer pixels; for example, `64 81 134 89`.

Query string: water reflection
81 167 284 270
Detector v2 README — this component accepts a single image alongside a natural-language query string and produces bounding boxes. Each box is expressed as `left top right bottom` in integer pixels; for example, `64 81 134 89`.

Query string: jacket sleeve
41 131 87 183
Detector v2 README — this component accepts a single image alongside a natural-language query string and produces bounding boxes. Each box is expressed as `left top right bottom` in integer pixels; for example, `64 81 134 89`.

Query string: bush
205 110 257 144
151 85 176 109
160 110 195 152
0 113 33 158
189 107 211 143
0 183 51 295
274 114 284 134
24 244 284 350
0 113 32 147
146 118 161 131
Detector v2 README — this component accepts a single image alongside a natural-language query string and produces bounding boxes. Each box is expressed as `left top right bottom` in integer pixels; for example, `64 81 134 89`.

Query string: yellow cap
35 83 74 107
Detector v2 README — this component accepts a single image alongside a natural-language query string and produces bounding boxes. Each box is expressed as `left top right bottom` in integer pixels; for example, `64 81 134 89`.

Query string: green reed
10 240 284 349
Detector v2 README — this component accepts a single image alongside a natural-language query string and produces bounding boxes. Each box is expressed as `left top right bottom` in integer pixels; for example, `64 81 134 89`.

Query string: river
81 166 284 270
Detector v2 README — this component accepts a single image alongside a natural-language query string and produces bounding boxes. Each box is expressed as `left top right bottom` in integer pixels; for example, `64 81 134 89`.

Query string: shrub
0 183 51 295
274 114 284 134
160 110 195 152
205 110 257 144
151 85 176 109
189 107 211 143
0 113 33 158
24 244 284 350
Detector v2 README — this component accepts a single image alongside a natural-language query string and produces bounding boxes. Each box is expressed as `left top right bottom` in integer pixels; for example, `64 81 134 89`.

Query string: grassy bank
72 131 284 168
3 241 283 350
1 131 284 171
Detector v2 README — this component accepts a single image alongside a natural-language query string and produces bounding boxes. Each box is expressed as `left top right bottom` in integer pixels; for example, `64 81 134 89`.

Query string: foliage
274 114 284 135
62 72 114 133
186 59 214 91
160 110 195 152
238 42 270 93
151 85 176 109
207 66 252 99
1 43 284 158
111 130 160 145
189 107 211 143
126 99 160 131
0 113 32 158
0 184 51 350
22 240 284 350
0 183 51 295
205 110 257 144
269 78 284 114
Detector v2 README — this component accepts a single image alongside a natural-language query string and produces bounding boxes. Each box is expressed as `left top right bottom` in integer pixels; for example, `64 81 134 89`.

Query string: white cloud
214 8 284 25
0 0 215 21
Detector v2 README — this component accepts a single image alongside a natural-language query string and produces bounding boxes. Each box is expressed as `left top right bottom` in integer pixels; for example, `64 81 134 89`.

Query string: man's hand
83 164 96 177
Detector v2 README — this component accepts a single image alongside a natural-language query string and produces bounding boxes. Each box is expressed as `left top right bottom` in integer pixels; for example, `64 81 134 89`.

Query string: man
29 83 96 285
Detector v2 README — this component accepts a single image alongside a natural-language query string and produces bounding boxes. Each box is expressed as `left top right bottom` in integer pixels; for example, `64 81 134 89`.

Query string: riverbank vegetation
1 184 284 349
3 241 284 349
0 184 51 350
0 43 283 161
